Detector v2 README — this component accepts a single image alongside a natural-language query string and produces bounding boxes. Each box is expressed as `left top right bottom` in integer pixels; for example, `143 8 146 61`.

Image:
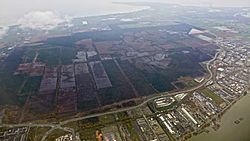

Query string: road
60 51 220 125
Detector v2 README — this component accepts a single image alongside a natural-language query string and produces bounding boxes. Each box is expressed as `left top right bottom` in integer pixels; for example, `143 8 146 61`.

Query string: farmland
0 23 216 121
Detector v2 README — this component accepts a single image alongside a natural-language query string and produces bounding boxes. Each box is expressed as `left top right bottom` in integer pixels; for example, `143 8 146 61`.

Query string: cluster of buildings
55 134 73 141
154 97 176 109
139 36 249 141
149 88 225 140
0 127 28 141
215 38 249 95
155 104 201 139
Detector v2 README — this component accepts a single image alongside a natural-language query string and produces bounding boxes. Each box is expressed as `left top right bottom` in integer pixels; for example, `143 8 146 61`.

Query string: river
188 94 250 141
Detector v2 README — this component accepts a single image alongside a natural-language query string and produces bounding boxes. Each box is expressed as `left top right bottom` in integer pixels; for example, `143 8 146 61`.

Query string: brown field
75 63 100 111
176 37 210 48
75 39 95 51
39 67 58 93
14 63 32 75
159 43 176 50
28 93 55 114
60 65 76 89
29 63 45 76
57 88 77 114
89 61 112 89
15 62 45 76
123 33 156 52
94 41 115 54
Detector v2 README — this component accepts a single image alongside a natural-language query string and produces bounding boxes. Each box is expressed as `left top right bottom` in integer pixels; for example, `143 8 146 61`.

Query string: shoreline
188 93 250 141
0 3 150 28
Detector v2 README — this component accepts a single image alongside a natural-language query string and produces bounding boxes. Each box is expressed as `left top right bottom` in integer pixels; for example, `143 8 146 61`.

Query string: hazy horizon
0 0 250 27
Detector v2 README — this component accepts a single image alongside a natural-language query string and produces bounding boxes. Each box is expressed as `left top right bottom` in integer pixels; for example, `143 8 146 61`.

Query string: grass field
201 88 224 105
45 129 69 141
123 120 141 141
0 71 27 105
27 127 51 141
0 48 28 106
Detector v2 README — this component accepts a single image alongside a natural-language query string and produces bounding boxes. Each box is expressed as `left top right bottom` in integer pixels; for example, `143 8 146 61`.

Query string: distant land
0 2 249 141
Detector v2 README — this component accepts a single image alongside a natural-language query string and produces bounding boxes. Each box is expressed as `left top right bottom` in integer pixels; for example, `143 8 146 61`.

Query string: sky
123 0 250 7
0 0 249 27
0 0 147 26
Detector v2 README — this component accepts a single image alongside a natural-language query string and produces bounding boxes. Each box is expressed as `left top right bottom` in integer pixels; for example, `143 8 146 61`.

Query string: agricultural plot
28 93 55 114
37 48 60 66
98 60 136 105
20 76 42 95
118 60 156 96
94 41 118 55
57 88 77 114
75 63 99 111
60 65 76 89
58 64 77 113
159 42 176 50
176 37 210 48
74 63 92 88
75 39 99 61
15 63 32 75
75 39 94 51
89 61 112 89
15 62 45 76
27 67 57 114
136 47 210 92
0 22 218 115
0 48 27 106
123 32 159 52
0 72 27 106
60 47 77 65
29 63 45 76
39 67 58 93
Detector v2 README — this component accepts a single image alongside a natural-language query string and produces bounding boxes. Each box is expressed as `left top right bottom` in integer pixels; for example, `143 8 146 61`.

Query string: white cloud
0 27 9 39
17 11 65 30
242 12 250 18
208 9 222 13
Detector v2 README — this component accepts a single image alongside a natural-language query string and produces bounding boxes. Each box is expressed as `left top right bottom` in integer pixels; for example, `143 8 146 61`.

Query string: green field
23 49 36 63
123 120 141 141
45 129 69 141
0 48 28 106
27 127 51 141
201 88 224 105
